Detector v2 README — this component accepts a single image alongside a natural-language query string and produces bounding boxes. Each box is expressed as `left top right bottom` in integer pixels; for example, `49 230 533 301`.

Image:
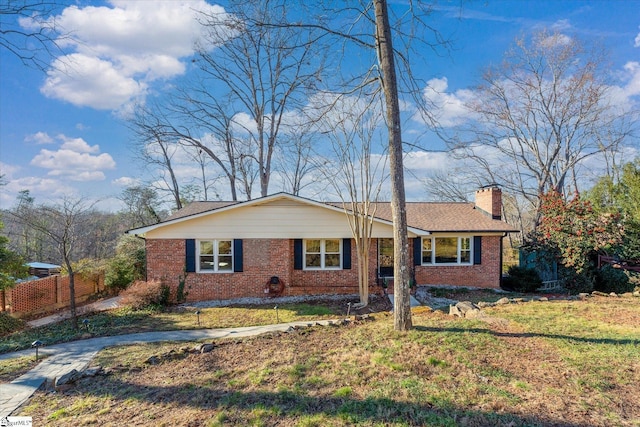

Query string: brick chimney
475 185 502 220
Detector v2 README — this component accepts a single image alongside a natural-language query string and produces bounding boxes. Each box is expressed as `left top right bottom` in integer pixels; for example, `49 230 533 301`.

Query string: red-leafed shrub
120 280 170 310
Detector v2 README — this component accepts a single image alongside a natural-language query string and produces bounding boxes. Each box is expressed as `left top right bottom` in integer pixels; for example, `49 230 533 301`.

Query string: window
378 238 394 277
198 240 233 272
304 239 342 269
422 237 472 265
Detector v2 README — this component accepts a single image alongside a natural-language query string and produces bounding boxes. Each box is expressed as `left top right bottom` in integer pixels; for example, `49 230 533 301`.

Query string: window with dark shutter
233 239 243 272
294 239 303 270
185 239 196 272
343 238 351 269
474 236 482 265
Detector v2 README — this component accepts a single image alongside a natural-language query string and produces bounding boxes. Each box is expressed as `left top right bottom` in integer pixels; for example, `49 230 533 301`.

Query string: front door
378 238 394 277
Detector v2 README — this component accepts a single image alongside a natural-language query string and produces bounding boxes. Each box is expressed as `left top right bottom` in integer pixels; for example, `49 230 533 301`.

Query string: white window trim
196 239 234 273
303 239 343 270
421 236 473 266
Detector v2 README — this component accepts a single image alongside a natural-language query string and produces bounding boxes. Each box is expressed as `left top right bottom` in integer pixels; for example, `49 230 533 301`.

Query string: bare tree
0 0 69 70
261 1 447 329
314 92 388 308
8 197 96 329
194 0 323 198
128 106 185 211
457 29 635 230
373 0 412 330
276 125 319 196
119 186 163 228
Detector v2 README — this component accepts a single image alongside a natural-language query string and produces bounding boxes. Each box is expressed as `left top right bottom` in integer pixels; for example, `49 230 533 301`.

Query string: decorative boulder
55 369 81 387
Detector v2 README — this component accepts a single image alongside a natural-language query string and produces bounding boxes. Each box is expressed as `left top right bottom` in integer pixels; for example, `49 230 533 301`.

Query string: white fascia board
126 192 429 237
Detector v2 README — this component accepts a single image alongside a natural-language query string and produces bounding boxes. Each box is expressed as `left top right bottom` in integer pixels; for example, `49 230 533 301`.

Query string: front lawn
15 296 640 426
0 300 348 354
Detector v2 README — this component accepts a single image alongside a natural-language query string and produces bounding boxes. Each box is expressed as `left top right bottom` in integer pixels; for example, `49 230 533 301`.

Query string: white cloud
417 77 476 127
37 0 227 110
231 112 258 135
635 27 640 48
59 135 101 154
0 162 21 178
30 135 116 181
622 61 640 97
112 176 141 187
403 151 451 171
0 175 77 208
24 132 54 145
550 19 573 32
607 61 640 112
41 53 146 110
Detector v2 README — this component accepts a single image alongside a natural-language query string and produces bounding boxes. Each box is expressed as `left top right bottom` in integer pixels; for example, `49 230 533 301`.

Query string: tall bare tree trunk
374 0 411 330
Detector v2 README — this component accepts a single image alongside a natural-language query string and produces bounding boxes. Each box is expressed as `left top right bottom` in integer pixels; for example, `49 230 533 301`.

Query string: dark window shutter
294 239 303 270
342 238 351 269
185 239 196 272
413 237 422 266
233 239 243 272
474 236 482 265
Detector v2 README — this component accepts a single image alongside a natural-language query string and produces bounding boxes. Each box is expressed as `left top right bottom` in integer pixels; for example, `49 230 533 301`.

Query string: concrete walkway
26 296 123 328
387 294 421 308
0 319 340 417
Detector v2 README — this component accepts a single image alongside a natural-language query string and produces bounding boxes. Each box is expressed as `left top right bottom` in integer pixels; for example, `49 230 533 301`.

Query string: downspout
499 233 506 288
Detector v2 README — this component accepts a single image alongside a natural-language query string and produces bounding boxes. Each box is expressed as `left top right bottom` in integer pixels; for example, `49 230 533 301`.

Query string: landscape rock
200 343 214 353
55 369 81 387
476 301 495 308
463 309 486 319
621 292 633 298
609 292 619 297
592 291 609 297
145 355 160 365
449 301 482 318
496 297 511 305
539 297 549 301
193 343 215 353
449 304 461 317
578 293 590 299
633 291 640 297
83 367 103 377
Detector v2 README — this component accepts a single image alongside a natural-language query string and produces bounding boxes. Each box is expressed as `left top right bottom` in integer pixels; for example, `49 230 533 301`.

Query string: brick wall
146 235 503 303
8 273 104 315
414 235 502 288
475 187 502 219
147 238 363 301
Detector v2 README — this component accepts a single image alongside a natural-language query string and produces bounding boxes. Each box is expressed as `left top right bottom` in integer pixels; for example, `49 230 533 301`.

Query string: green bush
0 312 25 336
560 269 595 294
105 256 137 293
120 280 170 310
596 264 633 294
104 236 146 293
501 266 543 293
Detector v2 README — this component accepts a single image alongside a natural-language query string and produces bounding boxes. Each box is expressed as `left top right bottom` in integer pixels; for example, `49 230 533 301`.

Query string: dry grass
0 354 48 382
15 296 640 426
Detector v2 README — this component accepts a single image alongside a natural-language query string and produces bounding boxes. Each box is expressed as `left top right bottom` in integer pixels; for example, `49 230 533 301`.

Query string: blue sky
1 0 639 210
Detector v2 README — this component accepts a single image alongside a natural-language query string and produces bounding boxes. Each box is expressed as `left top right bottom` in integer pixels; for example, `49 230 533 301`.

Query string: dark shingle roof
369 202 517 232
164 201 238 221
162 198 517 233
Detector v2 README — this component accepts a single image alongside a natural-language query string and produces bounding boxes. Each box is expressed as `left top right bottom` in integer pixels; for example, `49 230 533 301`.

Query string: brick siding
147 239 363 302
414 236 502 288
475 187 502 219
8 273 104 316
146 236 502 302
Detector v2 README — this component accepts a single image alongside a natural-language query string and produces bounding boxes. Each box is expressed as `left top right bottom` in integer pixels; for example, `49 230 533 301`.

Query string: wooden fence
4 273 105 317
